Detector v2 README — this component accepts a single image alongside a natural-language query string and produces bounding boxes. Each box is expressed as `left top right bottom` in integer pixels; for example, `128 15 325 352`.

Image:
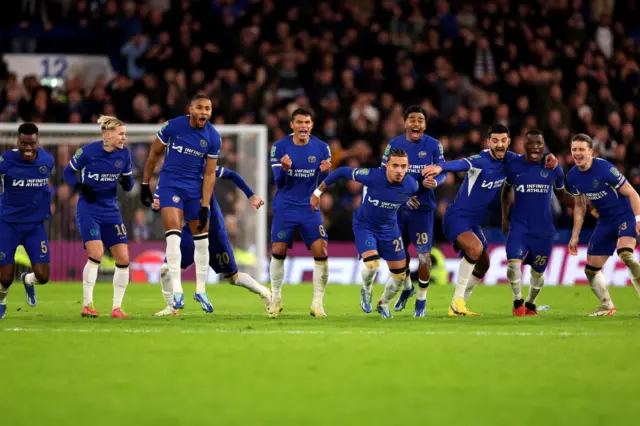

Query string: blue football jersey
0 148 54 223
506 156 565 236
351 168 420 233
567 158 633 223
69 141 132 217
446 150 517 225
157 116 221 191
270 135 331 210
381 134 445 211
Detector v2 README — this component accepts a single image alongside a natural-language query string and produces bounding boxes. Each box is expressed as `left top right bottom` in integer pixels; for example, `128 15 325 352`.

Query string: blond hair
97 115 124 132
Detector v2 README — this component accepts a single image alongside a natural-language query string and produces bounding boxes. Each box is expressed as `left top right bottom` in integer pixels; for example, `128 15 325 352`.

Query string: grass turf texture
1 283 639 426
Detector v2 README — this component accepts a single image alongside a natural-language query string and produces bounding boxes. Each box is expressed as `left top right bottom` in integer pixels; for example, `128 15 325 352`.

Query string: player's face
404 112 426 141
106 125 127 150
488 133 510 160
290 114 313 142
571 141 593 168
386 155 408 183
189 99 212 129
17 133 38 161
524 135 544 162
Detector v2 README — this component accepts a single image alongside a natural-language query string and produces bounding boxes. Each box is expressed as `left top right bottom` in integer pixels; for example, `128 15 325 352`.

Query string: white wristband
313 189 323 198
635 215 640 223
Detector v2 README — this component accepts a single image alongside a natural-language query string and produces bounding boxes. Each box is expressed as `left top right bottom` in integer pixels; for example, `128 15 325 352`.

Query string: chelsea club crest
39 165 48 174
308 156 316 163
200 139 207 147
418 151 427 158
115 160 122 168
540 170 549 178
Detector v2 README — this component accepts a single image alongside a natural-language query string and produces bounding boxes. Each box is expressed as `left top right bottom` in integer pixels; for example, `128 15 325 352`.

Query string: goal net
0 123 268 285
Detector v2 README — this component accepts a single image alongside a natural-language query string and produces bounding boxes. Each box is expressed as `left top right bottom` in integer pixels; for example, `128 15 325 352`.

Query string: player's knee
617 247 636 265
313 245 328 259
34 272 49 284
585 264 601 277
363 255 380 272
225 272 239 284
465 244 483 262
417 253 431 269
506 260 521 281
389 267 406 281
272 252 286 261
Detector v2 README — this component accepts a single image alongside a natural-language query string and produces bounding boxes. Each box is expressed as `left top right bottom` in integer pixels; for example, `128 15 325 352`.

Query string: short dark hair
571 133 593 148
403 105 427 121
388 148 408 159
191 94 211 103
291 108 312 121
525 129 544 137
18 122 39 136
487 124 510 138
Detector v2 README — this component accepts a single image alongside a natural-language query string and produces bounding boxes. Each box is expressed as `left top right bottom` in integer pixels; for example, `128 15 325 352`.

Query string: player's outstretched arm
141 137 165 206
432 141 447 186
500 183 513 235
569 194 587 256
220 167 264 211
311 167 357 211
554 188 575 207
618 181 640 233
422 159 470 177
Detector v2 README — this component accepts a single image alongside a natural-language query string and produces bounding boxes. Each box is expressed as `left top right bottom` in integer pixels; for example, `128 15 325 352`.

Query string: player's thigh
525 236 554 273
0 221 20 268
616 216 637 250
406 210 434 254
184 197 206 225
110 243 129 265
161 207 184 231
158 187 186 230
377 227 406 265
22 222 51 265
270 211 298 247
455 230 485 260
209 230 237 275
354 226 379 258
84 240 105 260
300 212 328 252
76 211 104 248
443 215 483 259
587 223 618 258
505 228 528 262
100 218 128 250
0 264 15 283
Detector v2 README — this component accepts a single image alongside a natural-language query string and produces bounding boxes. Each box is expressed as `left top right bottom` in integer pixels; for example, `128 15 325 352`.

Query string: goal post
0 123 268 284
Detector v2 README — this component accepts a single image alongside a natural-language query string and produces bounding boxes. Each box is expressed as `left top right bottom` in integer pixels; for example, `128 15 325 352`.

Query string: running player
269 108 331 318
311 148 424 318
63 116 133 318
566 133 640 316
381 105 445 317
0 123 54 319
152 166 271 315
422 124 558 316
501 130 574 315
140 95 221 314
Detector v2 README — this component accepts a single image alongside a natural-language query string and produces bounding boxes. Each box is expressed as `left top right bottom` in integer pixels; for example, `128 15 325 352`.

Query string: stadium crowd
1 0 639 244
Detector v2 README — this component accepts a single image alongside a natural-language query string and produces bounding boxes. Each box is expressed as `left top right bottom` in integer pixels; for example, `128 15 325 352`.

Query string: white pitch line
0 327 614 337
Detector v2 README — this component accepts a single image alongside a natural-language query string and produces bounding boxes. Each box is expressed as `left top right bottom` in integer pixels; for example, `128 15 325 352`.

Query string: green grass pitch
1 282 639 426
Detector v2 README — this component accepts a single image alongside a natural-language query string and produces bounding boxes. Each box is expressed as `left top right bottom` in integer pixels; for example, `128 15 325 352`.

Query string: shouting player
0 123 54 319
269 108 331 318
63 116 133 318
311 148 423 318
381 105 445 317
501 130 574 315
423 124 557 316
566 133 640 316
152 166 271 316
141 95 220 314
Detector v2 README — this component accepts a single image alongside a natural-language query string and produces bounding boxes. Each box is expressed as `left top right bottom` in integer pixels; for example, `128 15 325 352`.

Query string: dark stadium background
0 0 639 247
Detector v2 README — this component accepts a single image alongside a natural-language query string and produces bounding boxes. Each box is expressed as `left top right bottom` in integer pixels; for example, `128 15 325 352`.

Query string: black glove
75 183 97 203
197 206 209 231
140 183 153 207
119 174 133 191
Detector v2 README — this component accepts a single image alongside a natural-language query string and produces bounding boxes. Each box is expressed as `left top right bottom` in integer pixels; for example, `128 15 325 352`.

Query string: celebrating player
501 130 574 315
63 116 133 318
566 133 640 316
141 95 220 314
423 124 557 316
269 108 331 318
152 166 271 316
0 123 54 319
381 105 445 317
311 148 423 318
